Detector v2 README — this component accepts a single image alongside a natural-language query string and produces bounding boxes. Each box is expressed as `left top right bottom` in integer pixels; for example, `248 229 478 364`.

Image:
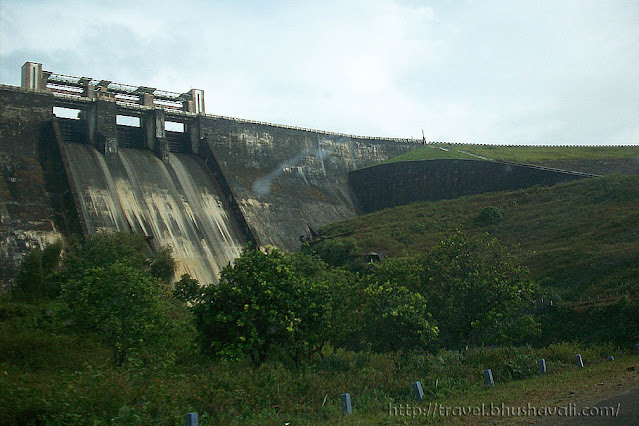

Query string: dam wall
200 117 418 250
0 87 69 285
348 159 595 214
1 63 609 287
0 81 419 285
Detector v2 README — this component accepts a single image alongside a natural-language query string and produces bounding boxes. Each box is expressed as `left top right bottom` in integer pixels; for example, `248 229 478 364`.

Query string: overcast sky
1 0 638 145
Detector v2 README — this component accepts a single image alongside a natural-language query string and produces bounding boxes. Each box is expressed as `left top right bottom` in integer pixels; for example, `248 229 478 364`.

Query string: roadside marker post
340 393 352 415
538 359 547 375
412 381 424 401
185 412 198 426
483 369 495 387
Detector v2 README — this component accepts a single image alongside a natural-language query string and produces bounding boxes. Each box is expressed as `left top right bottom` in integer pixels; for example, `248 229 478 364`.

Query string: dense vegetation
318 175 639 302
2 174 639 423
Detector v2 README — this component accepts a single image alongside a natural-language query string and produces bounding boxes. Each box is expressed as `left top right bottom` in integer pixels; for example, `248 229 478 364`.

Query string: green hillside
386 144 639 165
320 174 639 301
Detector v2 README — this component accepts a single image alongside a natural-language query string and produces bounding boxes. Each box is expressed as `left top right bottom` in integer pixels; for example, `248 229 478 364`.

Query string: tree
59 231 175 285
360 281 438 352
420 231 538 348
193 247 331 365
61 261 175 365
57 231 186 365
173 274 204 304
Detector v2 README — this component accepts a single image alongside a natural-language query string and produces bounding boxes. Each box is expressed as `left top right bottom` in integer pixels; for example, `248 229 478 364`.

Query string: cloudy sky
1 0 638 145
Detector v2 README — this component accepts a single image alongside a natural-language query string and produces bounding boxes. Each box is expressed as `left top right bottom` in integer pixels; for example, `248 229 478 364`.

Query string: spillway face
60 142 247 285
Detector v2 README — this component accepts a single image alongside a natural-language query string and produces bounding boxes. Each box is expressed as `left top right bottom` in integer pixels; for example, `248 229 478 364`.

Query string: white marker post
483 369 495 387
340 393 352 415
412 381 424 402
538 359 547 375
185 412 198 426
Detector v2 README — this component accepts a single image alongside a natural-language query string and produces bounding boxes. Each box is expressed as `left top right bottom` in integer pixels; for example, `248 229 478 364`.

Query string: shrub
359 282 438 352
475 206 503 226
60 261 177 365
56 231 189 366
194 247 331 365
173 274 203 304
420 231 539 348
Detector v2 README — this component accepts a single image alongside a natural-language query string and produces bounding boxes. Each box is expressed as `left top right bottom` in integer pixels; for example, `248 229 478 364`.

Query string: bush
194 247 331 365
60 261 178 365
474 206 503 226
55 231 190 366
420 231 539 348
302 237 365 271
359 282 438 352
59 231 175 285
173 274 203 304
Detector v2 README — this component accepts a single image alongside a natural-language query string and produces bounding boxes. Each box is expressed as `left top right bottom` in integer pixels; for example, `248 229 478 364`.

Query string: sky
1 0 638 145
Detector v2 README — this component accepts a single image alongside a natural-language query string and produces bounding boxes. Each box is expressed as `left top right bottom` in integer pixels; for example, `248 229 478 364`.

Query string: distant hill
320 174 639 301
384 144 639 175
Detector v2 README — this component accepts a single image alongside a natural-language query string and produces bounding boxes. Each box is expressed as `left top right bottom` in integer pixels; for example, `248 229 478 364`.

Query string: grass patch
321 175 639 301
387 144 639 165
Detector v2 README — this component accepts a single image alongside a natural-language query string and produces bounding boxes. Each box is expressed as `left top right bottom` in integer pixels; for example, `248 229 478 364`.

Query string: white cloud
1 0 638 144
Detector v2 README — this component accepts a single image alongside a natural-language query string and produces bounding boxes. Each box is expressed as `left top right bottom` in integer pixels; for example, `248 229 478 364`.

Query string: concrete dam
1 62 599 286
1 62 419 285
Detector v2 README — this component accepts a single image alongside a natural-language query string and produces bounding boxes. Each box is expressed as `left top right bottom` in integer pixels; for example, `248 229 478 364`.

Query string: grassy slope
2 301 636 425
323 175 639 300
386 144 639 164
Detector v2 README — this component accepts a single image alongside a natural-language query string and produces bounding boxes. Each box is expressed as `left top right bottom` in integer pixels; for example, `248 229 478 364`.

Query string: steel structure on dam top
21 61 205 162
21 61 205 114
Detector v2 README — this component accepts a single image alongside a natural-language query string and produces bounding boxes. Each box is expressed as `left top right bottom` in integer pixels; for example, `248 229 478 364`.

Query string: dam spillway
60 141 246 284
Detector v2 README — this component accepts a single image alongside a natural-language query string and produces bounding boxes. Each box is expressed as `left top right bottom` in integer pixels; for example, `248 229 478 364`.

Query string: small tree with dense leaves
421 231 539 348
194 247 331 365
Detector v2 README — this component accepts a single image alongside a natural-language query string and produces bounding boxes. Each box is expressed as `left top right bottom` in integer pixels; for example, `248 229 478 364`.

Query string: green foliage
302 237 365 271
385 143 639 164
360 282 438 352
0 299 109 371
318 175 639 301
475 206 503 226
538 296 639 347
420 232 539 348
148 245 177 285
59 231 175 285
367 255 423 293
1 331 631 425
12 240 63 300
383 144 477 163
60 261 177 365
38 231 192 366
173 274 203 304
194 247 331 365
